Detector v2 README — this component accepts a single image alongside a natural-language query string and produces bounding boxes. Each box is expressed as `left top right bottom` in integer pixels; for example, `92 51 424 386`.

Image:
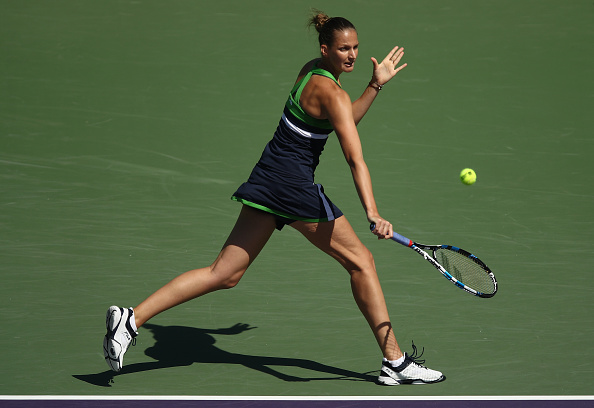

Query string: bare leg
133 206 276 328
291 216 403 361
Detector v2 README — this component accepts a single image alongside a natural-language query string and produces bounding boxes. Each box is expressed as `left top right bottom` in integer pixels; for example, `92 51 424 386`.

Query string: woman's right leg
133 205 277 328
290 216 445 385
290 216 403 361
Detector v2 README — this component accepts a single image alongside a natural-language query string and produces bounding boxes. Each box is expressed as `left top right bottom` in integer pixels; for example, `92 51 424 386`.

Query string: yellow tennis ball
460 168 476 185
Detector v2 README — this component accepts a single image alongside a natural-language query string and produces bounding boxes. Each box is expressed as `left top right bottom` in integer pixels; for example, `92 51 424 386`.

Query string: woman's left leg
290 216 403 361
133 205 277 328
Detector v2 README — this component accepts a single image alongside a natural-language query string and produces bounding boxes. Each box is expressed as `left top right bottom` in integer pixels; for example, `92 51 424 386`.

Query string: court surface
1 0 593 400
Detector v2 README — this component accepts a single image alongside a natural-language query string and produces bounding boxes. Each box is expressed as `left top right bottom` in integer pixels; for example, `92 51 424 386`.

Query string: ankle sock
387 354 406 367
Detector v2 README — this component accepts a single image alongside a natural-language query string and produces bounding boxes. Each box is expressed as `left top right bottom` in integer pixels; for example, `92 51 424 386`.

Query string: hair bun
308 10 356 46
310 11 330 33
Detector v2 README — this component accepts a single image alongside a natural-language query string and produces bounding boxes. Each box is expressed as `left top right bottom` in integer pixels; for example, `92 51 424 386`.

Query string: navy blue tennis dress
232 64 343 230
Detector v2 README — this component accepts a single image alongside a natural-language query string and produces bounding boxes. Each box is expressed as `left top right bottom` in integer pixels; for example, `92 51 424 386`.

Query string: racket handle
369 223 413 247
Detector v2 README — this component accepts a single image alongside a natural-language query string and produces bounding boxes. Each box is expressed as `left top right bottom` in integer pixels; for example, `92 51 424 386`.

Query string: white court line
0 395 592 401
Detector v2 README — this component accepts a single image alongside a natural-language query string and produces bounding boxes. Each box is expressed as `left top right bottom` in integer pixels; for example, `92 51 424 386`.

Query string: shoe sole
377 374 446 386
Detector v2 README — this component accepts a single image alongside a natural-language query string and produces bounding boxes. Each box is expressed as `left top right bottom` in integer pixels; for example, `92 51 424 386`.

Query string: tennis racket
370 224 497 298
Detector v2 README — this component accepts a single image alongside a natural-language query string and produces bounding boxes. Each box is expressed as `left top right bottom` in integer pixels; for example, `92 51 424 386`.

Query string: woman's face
321 28 359 75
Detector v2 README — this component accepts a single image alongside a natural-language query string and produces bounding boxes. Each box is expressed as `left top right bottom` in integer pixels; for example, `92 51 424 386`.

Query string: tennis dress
231 64 343 229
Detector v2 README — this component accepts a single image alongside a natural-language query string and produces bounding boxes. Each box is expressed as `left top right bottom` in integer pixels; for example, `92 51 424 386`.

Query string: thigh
290 216 373 272
214 205 277 274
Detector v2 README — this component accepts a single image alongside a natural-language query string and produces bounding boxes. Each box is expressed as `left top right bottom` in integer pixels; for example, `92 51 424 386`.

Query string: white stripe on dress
281 114 329 140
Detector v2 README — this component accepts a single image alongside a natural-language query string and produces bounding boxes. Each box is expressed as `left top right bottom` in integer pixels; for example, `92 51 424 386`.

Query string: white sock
388 354 406 367
128 308 138 333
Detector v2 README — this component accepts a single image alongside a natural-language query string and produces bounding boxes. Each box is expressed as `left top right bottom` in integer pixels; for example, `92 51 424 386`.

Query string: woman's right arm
323 87 393 239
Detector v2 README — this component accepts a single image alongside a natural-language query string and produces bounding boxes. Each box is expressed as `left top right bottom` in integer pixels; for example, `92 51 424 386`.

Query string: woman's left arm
352 46 407 125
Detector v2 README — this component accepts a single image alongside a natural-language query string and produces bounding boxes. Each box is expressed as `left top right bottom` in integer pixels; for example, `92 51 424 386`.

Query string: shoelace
408 341 426 366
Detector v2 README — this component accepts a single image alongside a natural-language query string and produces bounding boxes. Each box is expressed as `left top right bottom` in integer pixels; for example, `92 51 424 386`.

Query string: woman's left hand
370 46 407 87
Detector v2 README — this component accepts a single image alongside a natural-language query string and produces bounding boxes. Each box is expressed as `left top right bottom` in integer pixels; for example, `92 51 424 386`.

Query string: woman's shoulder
296 58 321 81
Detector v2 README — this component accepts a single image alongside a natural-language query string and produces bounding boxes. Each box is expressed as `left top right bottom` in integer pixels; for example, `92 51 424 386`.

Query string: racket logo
413 246 429 260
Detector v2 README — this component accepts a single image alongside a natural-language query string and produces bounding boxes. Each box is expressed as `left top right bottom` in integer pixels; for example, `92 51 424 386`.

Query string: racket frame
371 225 497 298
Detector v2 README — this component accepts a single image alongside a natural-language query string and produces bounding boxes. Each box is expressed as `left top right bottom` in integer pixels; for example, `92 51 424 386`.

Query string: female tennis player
104 11 445 386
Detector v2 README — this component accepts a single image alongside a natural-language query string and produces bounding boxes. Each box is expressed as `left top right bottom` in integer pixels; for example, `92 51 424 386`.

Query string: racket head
428 244 497 298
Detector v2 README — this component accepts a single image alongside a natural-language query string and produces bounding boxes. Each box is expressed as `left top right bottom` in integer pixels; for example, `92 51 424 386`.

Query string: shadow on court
73 323 377 387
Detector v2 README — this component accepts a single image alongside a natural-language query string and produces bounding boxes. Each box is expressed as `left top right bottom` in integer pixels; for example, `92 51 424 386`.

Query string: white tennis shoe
103 306 137 372
377 344 445 385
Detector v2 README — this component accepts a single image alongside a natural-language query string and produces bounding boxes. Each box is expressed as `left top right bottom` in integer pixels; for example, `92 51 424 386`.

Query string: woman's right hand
369 215 394 240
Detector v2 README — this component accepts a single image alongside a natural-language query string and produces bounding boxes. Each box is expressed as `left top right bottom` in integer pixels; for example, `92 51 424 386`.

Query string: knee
219 274 243 289
346 248 376 276
211 266 246 290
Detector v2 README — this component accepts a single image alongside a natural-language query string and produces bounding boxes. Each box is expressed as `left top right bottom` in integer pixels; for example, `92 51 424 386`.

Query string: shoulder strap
311 67 340 84
289 65 340 107
284 64 341 130
290 71 313 105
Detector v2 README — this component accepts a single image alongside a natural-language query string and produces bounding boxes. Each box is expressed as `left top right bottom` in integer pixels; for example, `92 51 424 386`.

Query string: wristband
368 81 383 91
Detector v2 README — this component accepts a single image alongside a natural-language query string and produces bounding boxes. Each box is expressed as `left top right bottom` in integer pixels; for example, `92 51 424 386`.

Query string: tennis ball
460 168 476 185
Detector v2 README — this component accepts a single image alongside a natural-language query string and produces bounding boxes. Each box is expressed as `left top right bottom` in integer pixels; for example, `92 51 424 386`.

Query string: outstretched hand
370 46 407 86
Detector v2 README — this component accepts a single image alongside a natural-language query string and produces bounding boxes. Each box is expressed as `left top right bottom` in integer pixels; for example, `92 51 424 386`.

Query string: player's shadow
73 323 376 387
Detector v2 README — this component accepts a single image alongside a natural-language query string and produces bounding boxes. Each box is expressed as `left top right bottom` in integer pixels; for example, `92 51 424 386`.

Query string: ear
320 44 328 57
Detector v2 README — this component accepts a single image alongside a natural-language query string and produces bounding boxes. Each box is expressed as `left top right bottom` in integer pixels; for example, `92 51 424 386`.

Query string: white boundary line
0 396 593 401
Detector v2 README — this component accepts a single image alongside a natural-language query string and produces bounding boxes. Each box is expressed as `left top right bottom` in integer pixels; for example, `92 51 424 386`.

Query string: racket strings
434 249 496 294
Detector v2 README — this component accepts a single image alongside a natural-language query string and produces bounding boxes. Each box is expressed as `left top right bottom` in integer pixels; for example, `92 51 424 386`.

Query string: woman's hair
309 10 356 47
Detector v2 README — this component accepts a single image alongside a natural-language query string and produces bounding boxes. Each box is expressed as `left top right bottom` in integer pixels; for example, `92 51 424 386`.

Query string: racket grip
370 223 413 247
391 232 413 247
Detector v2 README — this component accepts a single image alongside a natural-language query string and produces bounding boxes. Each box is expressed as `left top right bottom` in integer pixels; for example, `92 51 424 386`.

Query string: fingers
382 220 394 240
371 218 394 240
394 62 408 74
388 47 404 67
383 46 403 63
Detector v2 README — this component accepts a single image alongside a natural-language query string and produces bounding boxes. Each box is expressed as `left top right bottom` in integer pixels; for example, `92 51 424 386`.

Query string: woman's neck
316 59 341 80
